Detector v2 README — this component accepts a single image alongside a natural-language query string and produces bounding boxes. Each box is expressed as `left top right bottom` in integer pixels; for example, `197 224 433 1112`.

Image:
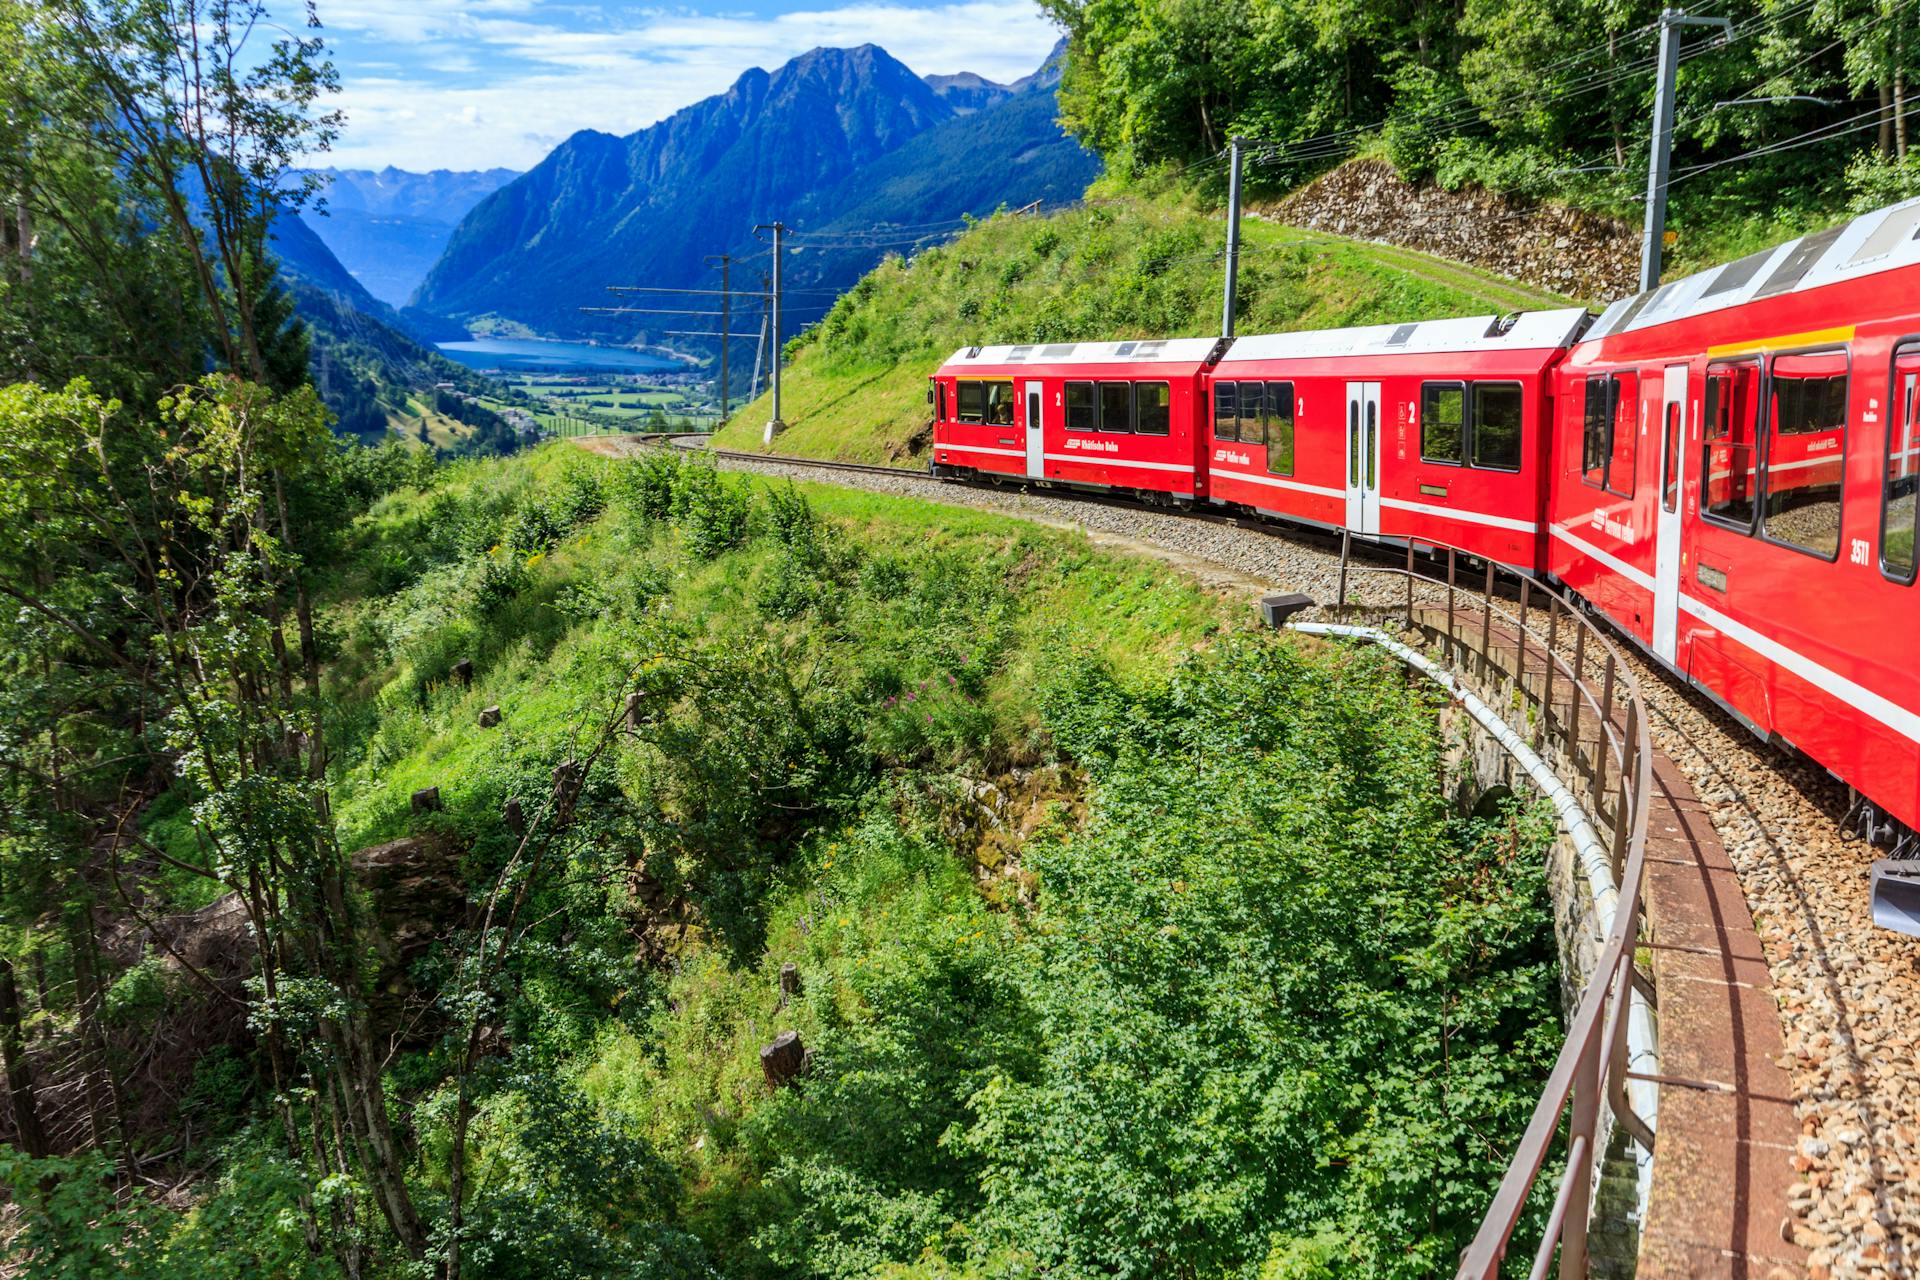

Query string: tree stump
760 1030 806 1091
410 786 442 814
452 658 474 688
503 797 525 835
625 691 645 729
478 705 502 729
777 963 802 1008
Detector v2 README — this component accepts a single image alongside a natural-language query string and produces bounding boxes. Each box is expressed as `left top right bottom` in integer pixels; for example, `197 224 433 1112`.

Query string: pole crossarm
606 285 772 298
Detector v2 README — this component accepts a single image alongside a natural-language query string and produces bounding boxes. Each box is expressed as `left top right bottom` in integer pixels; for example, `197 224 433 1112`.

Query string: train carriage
1548 196 1920 832
1207 311 1591 572
928 339 1219 501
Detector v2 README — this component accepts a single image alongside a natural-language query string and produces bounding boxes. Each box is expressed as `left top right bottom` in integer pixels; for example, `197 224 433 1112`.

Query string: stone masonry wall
1268 159 1641 303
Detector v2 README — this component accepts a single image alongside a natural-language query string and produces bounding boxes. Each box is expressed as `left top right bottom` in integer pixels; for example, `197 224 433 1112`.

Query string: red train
930 195 1920 843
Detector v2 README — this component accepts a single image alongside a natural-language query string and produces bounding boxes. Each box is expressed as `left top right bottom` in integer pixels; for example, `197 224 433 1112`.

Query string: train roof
940 337 1220 368
1215 308 1593 364
1586 195 1920 342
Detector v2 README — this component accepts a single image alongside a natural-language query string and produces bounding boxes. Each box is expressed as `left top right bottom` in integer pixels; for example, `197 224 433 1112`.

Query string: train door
1345 381 1382 534
1651 364 1688 663
1023 381 1044 479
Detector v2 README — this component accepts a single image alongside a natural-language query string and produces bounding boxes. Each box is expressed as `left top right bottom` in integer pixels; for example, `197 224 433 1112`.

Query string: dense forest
1047 0 1918 253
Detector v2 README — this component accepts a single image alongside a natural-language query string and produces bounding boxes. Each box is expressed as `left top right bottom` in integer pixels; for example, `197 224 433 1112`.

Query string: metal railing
1326 533 1656 1280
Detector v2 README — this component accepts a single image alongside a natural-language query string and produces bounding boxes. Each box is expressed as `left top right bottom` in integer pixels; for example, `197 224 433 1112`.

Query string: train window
1214 382 1238 443
1420 383 1466 464
957 381 985 424
1472 383 1524 472
1582 377 1610 486
1099 381 1134 433
1135 382 1172 436
1365 397 1377 489
1266 382 1295 476
1661 403 1680 514
1762 351 1847 559
1349 400 1360 486
1238 382 1266 446
938 382 948 423
1606 372 1638 497
1581 374 1637 494
984 380 1017 427
1883 346 1920 582
1066 381 1096 432
1703 360 1762 530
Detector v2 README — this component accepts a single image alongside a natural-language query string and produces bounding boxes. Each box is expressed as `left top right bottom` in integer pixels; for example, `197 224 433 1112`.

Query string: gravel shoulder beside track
583 437 1920 1279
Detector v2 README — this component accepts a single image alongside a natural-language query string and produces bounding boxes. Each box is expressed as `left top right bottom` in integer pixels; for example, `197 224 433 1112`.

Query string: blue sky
316 0 1061 173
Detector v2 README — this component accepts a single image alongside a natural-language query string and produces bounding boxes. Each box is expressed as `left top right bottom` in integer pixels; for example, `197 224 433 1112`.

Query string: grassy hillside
712 192 1573 464
166 442 1555 1278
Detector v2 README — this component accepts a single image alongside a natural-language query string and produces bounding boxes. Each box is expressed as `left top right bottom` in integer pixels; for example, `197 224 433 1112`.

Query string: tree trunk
1882 81 1895 157
0 959 48 1159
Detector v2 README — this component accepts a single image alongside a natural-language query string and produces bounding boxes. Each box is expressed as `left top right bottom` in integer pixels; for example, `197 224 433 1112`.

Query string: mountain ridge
412 41 1098 349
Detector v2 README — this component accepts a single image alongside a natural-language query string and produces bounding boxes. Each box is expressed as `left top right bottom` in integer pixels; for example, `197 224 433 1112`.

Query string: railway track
587 432 1920 1277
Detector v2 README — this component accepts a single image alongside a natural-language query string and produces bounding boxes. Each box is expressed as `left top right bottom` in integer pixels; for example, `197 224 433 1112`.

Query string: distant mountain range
299 167 518 306
412 41 1099 347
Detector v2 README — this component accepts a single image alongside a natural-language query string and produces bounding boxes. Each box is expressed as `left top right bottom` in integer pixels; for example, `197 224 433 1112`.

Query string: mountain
783 48 1094 290
299 167 517 306
924 71 1011 114
414 43 1100 348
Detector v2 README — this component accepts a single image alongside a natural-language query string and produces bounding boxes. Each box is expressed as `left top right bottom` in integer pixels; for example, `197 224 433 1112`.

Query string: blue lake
436 337 686 373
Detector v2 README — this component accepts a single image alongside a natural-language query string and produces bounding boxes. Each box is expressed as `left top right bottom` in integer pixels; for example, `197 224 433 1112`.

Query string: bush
670 460 753 559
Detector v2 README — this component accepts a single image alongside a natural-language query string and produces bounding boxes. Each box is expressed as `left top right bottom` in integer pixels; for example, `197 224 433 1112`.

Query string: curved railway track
585 432 1920 1277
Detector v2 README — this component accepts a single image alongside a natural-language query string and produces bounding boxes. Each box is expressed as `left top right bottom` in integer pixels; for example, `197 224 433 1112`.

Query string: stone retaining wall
1267 159 1640 303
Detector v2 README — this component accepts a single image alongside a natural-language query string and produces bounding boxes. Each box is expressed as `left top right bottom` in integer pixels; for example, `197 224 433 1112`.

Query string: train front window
983 380 1017 426
957 381 985 424
1762 350 1847 559
1472 383 1524 472
1703 360 1761 530
1420 383 1465 464
1135 382 1171 436
1265 383 1295 476
1214 382 1238 443
1885 347 1920 582
1099 381 1134 433
1066 381 1096 432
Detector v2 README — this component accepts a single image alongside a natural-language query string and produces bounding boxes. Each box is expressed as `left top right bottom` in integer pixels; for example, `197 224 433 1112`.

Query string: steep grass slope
712 192 1574 463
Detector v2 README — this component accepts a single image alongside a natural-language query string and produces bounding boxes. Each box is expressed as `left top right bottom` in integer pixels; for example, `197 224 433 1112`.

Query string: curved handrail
1323 534 1655 1280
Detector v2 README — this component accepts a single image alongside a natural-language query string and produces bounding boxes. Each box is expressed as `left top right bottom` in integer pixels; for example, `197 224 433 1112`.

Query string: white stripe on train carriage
1551 524 1657 593
1555 523 1920 745
1379 498 1540 534
937 443 1026 459
1209 468 1345 500
1676 591 1920 745
1042 453 1196 474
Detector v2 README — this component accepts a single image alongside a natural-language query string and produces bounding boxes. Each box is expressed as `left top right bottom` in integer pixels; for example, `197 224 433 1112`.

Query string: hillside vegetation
713 192 1570 463
217 446 1565 1276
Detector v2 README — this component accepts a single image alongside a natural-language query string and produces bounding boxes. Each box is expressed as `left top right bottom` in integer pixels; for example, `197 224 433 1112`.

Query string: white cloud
317 0 1061 171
